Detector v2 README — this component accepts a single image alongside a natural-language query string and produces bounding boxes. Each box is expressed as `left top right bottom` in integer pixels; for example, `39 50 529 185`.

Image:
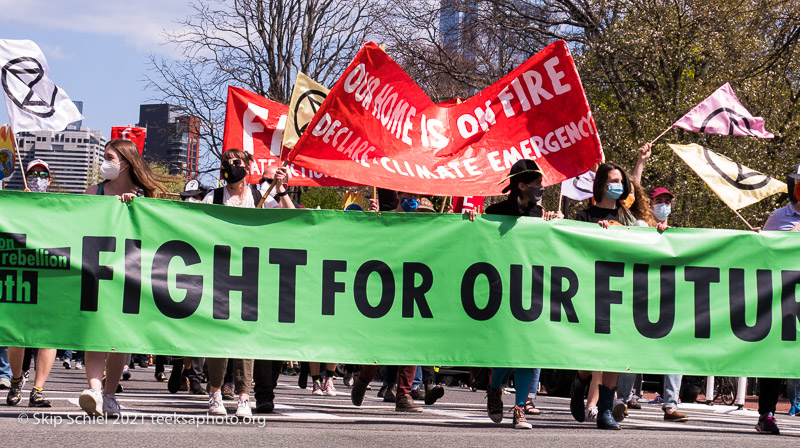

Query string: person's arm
272 166 294 209
631 143 651 185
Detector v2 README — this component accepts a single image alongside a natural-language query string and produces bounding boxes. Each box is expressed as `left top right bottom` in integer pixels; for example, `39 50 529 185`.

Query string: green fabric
0 190 798 377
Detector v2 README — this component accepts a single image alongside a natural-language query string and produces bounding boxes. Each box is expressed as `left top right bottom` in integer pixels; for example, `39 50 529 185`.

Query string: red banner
453 196 484 214
291 40 604 196
223 86 357 186
111 126 146 154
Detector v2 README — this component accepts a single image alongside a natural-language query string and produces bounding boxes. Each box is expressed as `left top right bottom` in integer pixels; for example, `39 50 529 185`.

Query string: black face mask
523 186 544 203
222 164 248 183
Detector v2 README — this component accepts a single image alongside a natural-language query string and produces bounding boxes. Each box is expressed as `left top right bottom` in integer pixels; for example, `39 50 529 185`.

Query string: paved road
2 365 799 446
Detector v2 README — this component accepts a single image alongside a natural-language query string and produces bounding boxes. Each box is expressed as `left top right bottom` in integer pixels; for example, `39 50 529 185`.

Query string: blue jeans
0 347 11 379
662 375 683 411
64 350 84 362
527 368 541 398
788 378 800 408
412 366 422 390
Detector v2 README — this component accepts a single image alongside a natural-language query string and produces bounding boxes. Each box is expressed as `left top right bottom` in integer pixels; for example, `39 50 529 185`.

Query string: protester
483 159 561 429
79 140 170 417
179 179 208 202
5 160 59 408
308 363 337 396
203 152 293 417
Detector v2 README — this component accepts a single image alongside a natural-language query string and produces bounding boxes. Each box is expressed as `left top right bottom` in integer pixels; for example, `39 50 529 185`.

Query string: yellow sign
0 125 16 181
668 143 787 210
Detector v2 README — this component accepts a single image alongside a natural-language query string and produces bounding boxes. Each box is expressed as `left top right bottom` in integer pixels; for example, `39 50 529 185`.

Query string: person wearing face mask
23 159 52 193
649 188 673 232
480 159 560 430
202 149 292 418
4 160 59 409
79 140 171 418
179 179 208 203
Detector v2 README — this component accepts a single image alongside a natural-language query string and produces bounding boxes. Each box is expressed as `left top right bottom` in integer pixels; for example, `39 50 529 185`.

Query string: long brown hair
630 179 657 227
106 140 170 198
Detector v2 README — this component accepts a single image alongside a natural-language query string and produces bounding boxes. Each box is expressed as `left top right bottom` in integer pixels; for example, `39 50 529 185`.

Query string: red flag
453 196 484 213
223 86 358 186
291 40 604 196
111 126 146 154
672 83 774 138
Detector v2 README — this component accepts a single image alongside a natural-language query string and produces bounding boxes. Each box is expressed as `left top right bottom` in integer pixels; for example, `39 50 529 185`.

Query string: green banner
1 190 799 377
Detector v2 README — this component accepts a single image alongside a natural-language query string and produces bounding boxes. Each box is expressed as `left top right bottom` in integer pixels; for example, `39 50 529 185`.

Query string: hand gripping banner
291 40 604 196
1 190 800 377
223 86 357 186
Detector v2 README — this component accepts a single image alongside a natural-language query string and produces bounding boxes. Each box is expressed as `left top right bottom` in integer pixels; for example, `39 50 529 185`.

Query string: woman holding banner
79 140 170 417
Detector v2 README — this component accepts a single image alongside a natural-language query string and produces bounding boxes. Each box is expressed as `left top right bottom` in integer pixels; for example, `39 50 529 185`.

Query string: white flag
560 170 595 201
0 39 83 132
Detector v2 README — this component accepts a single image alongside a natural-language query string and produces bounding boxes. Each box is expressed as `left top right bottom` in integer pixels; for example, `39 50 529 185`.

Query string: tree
147 0 377 174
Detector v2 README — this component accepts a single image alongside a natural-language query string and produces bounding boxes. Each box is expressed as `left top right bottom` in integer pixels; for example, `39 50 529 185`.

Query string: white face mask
100 160 121 180
653 203 672 221
185 197 200 203
28 177 49 193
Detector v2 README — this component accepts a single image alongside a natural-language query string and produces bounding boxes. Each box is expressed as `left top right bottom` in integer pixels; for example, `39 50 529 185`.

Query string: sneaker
189 378 205 395
513 404 532 429
63 359 71 370
154 372 167 382
424 383 444 406
222 383 235 400
343 372 354 388
0 377 10 390
208 391 226 416
377 384 387 398
410 388 423 401
312 379 324 396
612 400 627 422
29 387 52 408
755 413 780 434
74 361 83 370
6 377 23 406
351 378 368 407
235 397 252 417
626 399 641 410
585 406 598 422
323 377 337 397
487 387 504 423
79 389 103 416
664 409 689 422
102 394 121 417
395 394 422 412
788 405 796 416
122 366 131 381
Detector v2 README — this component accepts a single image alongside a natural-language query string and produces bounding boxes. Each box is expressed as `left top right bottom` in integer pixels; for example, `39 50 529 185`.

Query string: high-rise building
136 104 200 177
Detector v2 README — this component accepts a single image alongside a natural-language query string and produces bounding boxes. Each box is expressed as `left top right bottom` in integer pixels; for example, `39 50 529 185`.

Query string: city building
6 123 106 194
136 104 200 177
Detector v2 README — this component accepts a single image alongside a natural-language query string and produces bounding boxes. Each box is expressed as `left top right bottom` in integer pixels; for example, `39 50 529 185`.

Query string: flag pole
649 126 673 146
11 129 27 190
730 207 756 231
557 193 563 213
256 160 289 209
439 196 449 213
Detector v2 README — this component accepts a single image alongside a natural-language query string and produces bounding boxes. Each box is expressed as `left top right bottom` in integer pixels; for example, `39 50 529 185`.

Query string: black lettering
80 236 115 312
151 240 202 319
461 262 502 321
632 264 675 339
354 260 394 318
595 261 624 334
122 239 141 314
321 260 347 316
213 246 260 321
269 249 307 323
729 268 772 342
685 266 719 338
780 270 800 341
550 266 579 323
402 262 433 318
509 265 543 322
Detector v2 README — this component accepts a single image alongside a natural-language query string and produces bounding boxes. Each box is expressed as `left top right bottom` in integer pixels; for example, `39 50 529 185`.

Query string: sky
0 0 195 137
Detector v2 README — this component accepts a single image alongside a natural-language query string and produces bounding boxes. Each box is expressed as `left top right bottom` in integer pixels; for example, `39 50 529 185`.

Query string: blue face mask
653 203 671 221
400 197 419 212
605 183 624 200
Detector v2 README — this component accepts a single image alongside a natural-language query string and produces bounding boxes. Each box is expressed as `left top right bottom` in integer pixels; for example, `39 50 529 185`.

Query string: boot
424 382 445 405
597 385 621 430
569 374 589 422
383 383 396 403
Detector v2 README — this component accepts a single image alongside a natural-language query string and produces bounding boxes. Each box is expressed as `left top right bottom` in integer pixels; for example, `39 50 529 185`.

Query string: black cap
500 159 543 193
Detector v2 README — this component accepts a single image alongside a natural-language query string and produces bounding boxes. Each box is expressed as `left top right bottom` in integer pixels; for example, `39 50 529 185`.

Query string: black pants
758 377 780 415
422 366 436 385
253 360 282 404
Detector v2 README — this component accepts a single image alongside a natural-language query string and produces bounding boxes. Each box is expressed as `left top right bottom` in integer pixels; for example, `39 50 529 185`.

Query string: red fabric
453 196 484 213
291 40 604 196
111 126 146 154
223 86 358 186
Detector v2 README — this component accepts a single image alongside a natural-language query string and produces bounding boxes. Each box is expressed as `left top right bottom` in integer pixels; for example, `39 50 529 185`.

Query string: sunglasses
27 170 50 179
222 159 245 168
